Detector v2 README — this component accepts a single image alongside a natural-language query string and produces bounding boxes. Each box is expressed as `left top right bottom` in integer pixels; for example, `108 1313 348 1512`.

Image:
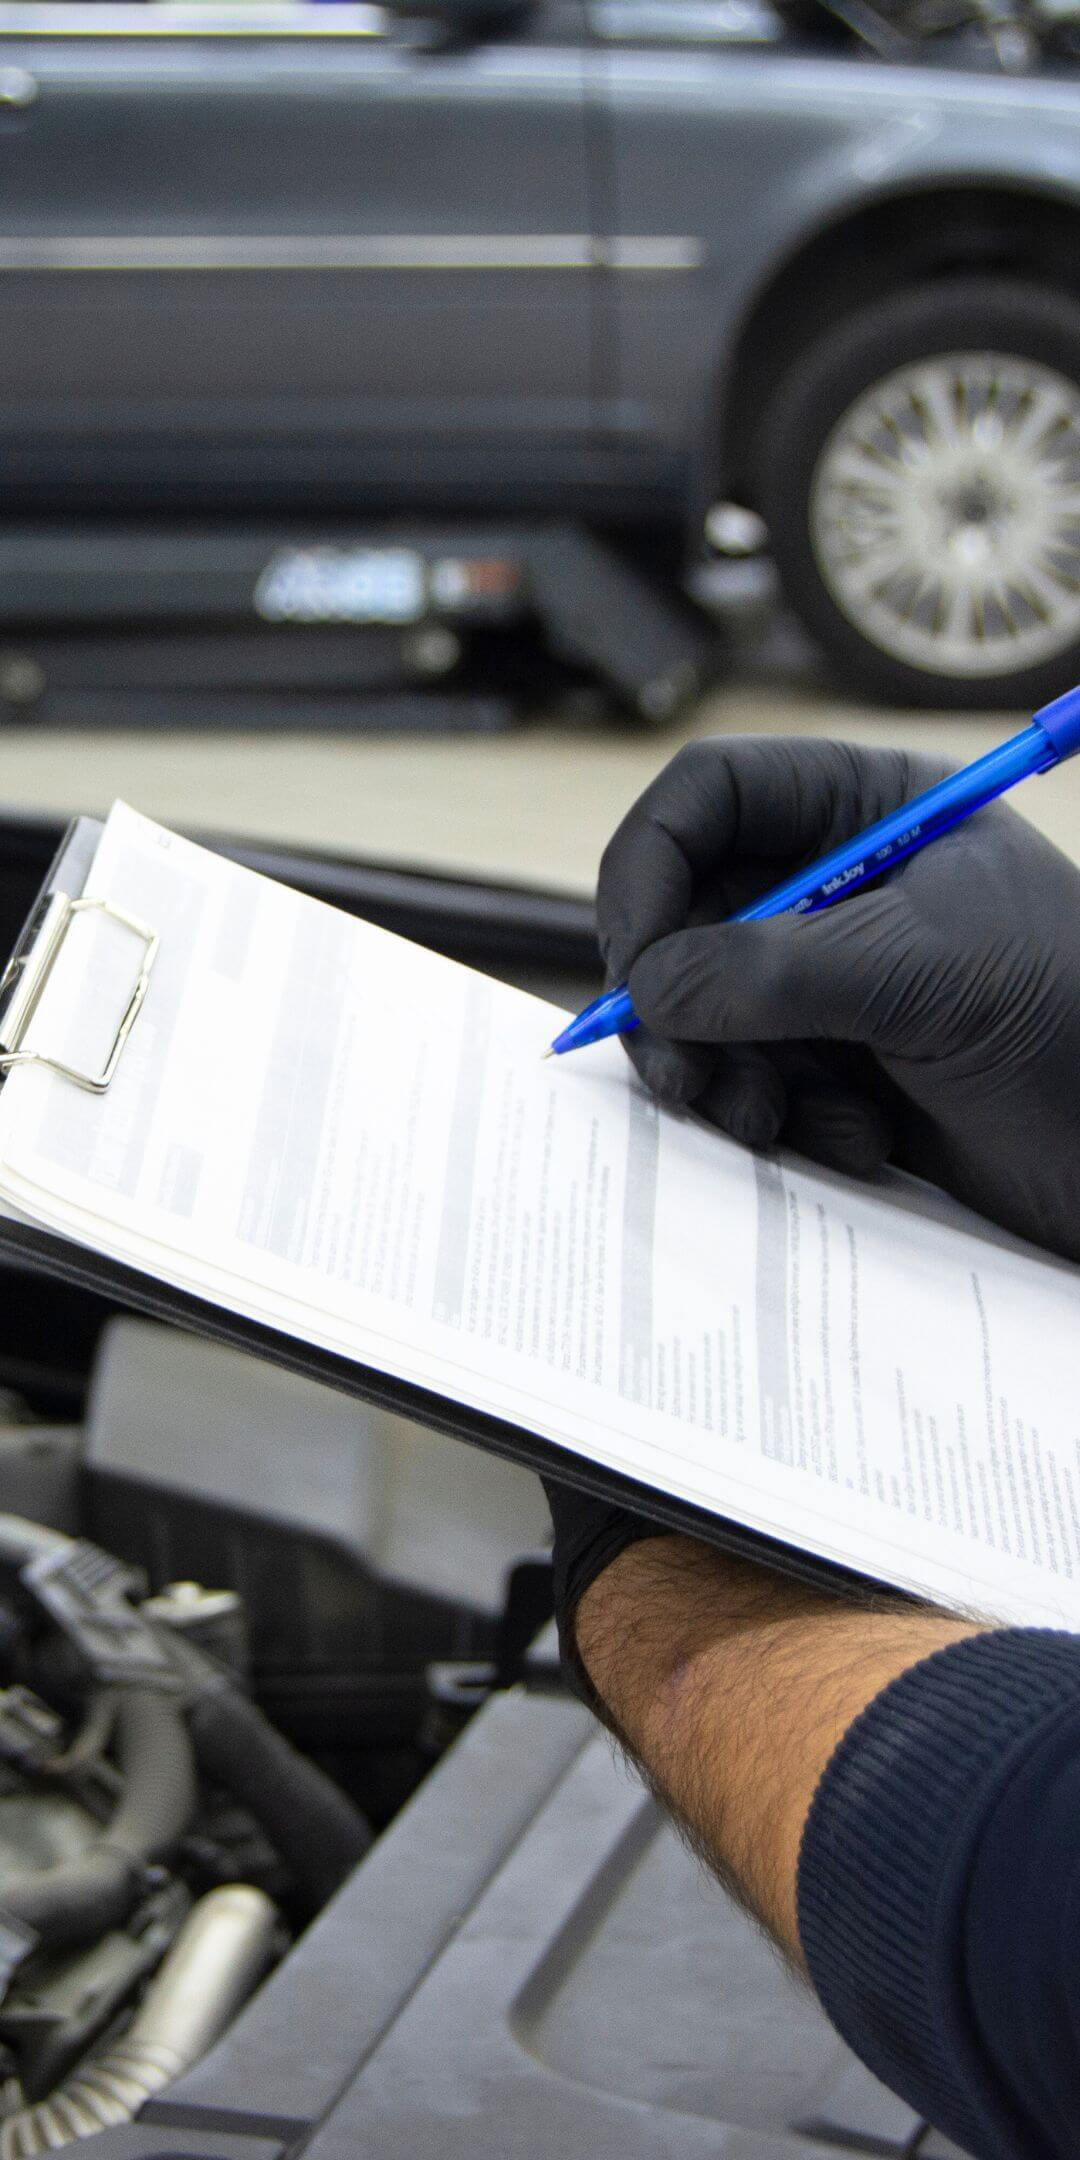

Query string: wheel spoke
907 370 963 450
972 407 1006 453
1008 383 1071 456
821 530 913 591
1031 550 1080 598
817 457 903 505
933 584 977 649
891 569 937 625
989 584 1020 637
1011 571 1055 624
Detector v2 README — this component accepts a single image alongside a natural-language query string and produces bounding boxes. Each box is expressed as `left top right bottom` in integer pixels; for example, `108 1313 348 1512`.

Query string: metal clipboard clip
0 891 159 1096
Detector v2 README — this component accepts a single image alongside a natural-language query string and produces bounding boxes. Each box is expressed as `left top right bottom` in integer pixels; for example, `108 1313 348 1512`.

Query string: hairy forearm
574 1536 981 1962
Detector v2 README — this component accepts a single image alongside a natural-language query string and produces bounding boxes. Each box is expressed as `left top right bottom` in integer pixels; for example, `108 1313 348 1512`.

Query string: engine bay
0 1310 555 2149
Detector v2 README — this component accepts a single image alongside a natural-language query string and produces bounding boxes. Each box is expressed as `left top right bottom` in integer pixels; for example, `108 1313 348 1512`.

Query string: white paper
2 801 1080 1629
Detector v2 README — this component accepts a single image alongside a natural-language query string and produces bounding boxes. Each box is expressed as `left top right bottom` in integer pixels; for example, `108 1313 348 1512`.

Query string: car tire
756 277 1080 708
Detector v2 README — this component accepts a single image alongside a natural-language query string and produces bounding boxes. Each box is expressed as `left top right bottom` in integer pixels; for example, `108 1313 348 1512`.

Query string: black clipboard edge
0 1209 887 1610
0 817 105 1076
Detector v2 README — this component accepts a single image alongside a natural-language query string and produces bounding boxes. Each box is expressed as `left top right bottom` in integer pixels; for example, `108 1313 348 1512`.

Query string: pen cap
1034 684 1080 763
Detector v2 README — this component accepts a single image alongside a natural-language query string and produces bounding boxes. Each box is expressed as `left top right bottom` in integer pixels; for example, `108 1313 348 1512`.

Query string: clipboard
0 821 876 1606
1 818 158 1096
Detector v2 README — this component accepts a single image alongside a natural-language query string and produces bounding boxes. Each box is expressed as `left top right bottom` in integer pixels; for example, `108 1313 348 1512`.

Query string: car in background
3 0 1080 708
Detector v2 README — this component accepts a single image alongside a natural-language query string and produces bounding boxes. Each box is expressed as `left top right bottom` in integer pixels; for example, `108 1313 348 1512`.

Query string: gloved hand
597 736 1080 1265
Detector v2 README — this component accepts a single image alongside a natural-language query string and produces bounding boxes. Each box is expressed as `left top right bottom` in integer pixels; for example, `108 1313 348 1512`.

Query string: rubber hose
104 1689 200 1860
1 1690 198 1950
188 1684 372 1914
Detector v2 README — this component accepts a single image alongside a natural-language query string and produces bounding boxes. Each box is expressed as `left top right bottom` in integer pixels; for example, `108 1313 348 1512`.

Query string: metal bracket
0 892 158 1094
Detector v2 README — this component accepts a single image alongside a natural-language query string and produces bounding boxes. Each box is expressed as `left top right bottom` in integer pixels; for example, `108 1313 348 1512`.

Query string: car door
586 0 797 496
0 0 593 506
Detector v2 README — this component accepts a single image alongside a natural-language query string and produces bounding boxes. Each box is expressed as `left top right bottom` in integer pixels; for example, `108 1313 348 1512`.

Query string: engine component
0 1691 196 1958
0 1691 67 1780
0 1509 372 2149
0 1882 190 2102
0 1518 197 1960
17 1537 177 1684
0 1510 369 1942
140 1585 248 1678
187 1682 372 1916
0 1884 279 2157
10 1527 176 1694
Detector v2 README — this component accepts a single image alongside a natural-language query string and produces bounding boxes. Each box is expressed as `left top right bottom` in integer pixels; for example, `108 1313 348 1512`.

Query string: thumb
628 887 919 1051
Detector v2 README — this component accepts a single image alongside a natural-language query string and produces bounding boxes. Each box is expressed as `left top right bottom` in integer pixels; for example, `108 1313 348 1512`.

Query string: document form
1 801 1079 1630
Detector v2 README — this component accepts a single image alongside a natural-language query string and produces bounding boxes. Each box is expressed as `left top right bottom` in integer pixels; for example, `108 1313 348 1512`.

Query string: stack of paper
1 802 1078 1629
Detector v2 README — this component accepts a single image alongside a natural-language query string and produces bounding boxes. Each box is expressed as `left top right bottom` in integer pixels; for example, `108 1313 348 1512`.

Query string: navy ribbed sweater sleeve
797 1629 1080 2160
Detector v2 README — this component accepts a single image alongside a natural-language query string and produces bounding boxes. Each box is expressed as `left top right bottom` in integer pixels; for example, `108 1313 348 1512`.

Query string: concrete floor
3 622 1078 893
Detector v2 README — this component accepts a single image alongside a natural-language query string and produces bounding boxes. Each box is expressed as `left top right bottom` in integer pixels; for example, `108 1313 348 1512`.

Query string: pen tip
541 1048 554 1060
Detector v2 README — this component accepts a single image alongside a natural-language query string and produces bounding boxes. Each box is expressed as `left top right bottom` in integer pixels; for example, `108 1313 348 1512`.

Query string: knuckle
661 738 733 821
669 738 718 781
597 817 636 896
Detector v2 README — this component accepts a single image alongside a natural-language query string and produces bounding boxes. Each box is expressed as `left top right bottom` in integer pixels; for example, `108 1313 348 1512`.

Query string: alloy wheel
809 351 1080 679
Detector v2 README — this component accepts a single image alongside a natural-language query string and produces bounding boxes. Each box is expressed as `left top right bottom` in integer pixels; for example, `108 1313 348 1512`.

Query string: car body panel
0 2 599 497
593 13 1080 476
0 0 1079 518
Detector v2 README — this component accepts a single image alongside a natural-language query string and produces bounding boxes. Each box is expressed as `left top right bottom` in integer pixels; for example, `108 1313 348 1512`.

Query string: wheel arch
716 182 1080 507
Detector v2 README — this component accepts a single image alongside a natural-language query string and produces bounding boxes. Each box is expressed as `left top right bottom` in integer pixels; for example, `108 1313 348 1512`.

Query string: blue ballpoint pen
546 683 1080 1059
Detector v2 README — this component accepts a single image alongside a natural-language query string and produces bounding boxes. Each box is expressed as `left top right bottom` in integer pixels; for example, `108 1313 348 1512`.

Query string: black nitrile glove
597 736 1080 1264
541 1475 670 1699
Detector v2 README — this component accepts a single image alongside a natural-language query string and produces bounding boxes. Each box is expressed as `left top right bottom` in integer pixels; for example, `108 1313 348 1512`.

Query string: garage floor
2 615 1078 892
